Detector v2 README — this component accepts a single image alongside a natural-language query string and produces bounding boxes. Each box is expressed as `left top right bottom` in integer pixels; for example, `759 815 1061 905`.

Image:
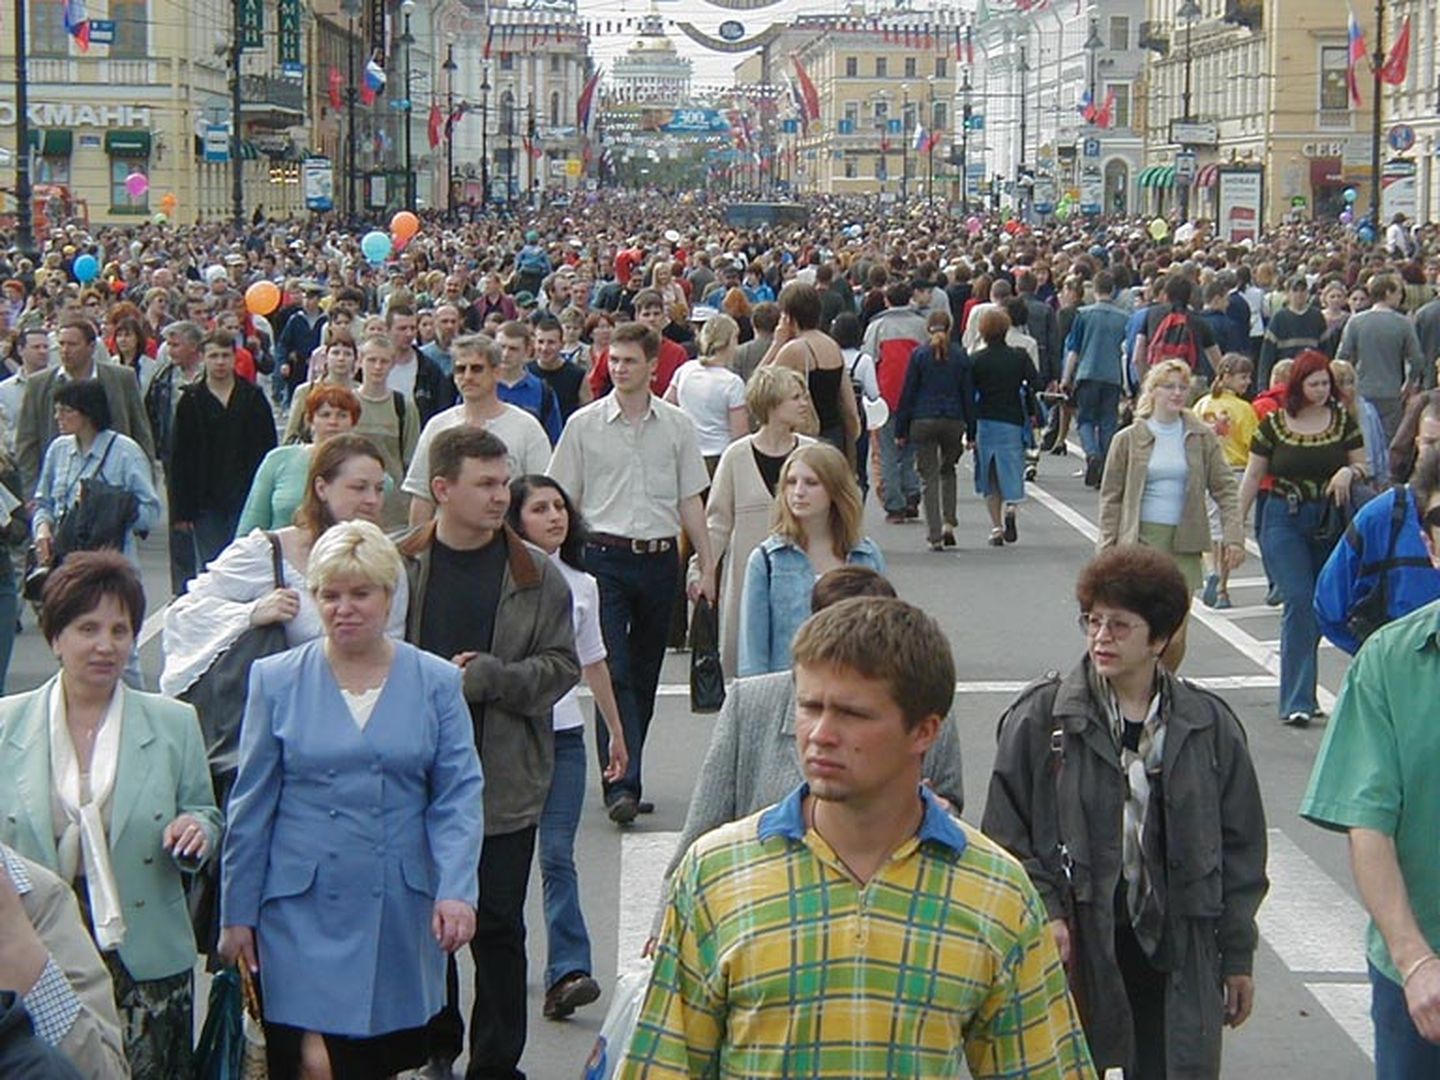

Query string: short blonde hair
772 443 864 558
1135 359 1194 418
306 519 403 594
745 365 808 425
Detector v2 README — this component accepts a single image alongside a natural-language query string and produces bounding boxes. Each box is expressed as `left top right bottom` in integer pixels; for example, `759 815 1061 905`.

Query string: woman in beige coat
694 365 814 676
1099 359 1244 669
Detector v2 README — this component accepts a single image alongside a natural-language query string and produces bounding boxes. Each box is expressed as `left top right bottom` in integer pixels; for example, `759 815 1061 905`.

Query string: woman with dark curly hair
983 545 1269 1080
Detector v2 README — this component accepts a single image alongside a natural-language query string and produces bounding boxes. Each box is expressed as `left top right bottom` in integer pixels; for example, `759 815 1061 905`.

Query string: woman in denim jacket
737 443 884 675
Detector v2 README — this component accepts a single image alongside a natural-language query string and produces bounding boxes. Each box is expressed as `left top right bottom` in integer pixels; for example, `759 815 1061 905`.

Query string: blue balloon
1357 224 1376 244
360 230 393 264
72 253 99 283
1343 187 1358 204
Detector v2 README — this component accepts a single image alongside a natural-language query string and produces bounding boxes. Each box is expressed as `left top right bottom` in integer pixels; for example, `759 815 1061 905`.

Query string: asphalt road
4 447 1374 1078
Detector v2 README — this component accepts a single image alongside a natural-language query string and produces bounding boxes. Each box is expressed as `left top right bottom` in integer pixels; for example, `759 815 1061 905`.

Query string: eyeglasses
452 363 488 375
1077 613 1144 640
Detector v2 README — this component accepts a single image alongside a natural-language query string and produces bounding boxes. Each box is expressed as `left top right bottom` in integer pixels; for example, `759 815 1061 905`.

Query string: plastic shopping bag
581 968 650 1079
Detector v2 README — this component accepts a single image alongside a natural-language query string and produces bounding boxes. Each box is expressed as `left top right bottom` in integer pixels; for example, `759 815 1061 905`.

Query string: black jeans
425 827 537 1080
586 542 679 804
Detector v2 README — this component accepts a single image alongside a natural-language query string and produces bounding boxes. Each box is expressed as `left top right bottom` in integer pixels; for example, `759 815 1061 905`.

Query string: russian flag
1347 7 1367 107
363 53 387 99
577 68 602 135
1077 88 1097 123
63 0 90 52
912 122 929 151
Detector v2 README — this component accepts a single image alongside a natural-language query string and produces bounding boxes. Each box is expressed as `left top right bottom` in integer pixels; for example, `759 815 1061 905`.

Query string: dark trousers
191 508 241 577
1115 916 1168 1079
425 826 537 1079
1372 960 1440 1079
586 542 679 804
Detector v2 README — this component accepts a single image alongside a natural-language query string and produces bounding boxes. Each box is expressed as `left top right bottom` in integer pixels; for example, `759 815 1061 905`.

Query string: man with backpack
1061 271 1130 488
1134 274 1223 383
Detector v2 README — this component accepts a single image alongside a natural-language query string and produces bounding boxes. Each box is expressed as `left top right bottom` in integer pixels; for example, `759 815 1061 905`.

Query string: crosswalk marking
616 832 681 977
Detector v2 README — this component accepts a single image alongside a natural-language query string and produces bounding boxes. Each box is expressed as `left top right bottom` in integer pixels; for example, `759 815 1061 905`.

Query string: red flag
482 25 494 61
1380 15 1411 85
1096 87 1117 129
427 102 443 149
328 67 344 110
790 54 821 124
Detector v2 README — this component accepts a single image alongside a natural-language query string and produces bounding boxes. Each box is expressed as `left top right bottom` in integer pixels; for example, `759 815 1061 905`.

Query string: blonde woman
1194 354 1258 608
1099 359 1244 669
737 443 883 676
1330 358 1389 484
693 365 815 675
664 313 749 471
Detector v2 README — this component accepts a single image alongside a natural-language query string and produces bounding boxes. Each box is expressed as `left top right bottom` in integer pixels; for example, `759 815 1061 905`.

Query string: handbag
183 533 286 956
688 598 725 713
51 434 140 561
582 968 649 1080
195 967 267 1079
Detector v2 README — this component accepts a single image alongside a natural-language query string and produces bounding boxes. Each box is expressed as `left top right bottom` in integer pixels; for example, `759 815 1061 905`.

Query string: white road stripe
1257 829 1369 975
616 832 682 977
1304 984 1375 1062
137 602 169 649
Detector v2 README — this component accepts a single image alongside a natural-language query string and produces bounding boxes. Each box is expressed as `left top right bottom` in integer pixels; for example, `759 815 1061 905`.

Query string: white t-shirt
549 553 607 731
401 402 553 501
670 360 746 457
387 352 419 398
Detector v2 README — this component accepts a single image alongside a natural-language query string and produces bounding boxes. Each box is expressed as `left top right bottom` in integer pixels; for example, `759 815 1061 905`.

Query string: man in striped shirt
620 598 1092 1079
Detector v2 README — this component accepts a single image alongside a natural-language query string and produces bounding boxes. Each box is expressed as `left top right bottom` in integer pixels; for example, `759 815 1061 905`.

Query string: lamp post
342 0 361 222
1178 0 1201 222
13 0 34 254
960 73 972 213
1083 17 1103 215
926 83 937 211
480 62 491 211
442 39 457 219
506 94 516 213
230 0 245 229
900 84 910 202
1017 45 1030 218
400 0 415 212
526 98 536 210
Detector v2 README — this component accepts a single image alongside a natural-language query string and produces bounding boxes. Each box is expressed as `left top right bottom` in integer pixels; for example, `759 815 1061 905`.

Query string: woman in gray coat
982 545 1268 1079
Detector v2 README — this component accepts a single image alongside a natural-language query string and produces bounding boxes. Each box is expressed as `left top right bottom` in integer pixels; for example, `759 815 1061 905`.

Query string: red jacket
587 337 686 399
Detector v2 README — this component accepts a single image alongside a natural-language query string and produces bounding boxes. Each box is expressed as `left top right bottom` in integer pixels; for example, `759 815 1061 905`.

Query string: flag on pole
790 54 821 125
1076 88 1097 123
361 50 386 105
62 0 90 51
1347 7 1367 107
1095 87 1117 129
428 103 443 148
965 25 976 66
1379 14 1412 85
577 68 602 135
912 122 929 151
482 25 494 61
328 67 344 110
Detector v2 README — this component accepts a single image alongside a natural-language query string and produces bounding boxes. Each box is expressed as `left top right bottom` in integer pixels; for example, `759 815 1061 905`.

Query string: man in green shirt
1301 445 1440 1075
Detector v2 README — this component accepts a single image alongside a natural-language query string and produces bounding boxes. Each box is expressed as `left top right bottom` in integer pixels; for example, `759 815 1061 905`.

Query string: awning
104 130 151 157
26 130 73 156
1138 165 1176 189
1194 163 1220 188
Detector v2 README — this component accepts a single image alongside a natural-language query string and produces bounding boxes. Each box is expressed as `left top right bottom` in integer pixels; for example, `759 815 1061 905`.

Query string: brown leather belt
587 532 676 555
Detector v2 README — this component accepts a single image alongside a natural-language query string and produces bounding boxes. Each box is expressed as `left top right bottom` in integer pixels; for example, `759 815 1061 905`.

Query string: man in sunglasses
1315 400 1440 654
1303 441 1440 1076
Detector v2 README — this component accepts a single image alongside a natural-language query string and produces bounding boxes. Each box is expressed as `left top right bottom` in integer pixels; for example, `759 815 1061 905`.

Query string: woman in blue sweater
895 312 974 551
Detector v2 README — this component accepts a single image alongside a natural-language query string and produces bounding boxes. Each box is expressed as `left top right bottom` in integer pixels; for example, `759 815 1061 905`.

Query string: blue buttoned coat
220 639 484 1037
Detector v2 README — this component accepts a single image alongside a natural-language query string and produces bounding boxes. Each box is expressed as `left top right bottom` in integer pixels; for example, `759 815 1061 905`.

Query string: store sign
0 102 152 128
1080 136 1102 215
1170 121 1218 146
1217 169 1264 243
238 0 263 49
203 124 230 162
717 21 745 42
660 109 730 133
303 157 334 211
278 0 302 65
1382 159 1417 221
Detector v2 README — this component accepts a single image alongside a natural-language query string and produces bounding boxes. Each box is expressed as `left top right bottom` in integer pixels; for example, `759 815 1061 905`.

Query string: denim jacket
737 534 886 676
1064 300 1130 386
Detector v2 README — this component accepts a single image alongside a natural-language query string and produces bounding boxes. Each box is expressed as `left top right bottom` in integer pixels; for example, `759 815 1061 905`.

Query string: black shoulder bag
52 434 139 561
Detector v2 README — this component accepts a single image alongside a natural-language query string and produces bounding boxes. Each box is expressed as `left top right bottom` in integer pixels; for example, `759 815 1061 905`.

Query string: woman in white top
507 475 627 1023
160 434 407 698
665 313 749 471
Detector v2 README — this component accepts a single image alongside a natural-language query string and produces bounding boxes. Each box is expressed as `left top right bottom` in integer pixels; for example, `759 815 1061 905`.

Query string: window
934 56 947 79
29 1 69 56
550 54 562 73
1109 16 1129 52
844 102 859 127
1319 46 1349 111
873 101 889 122
845 56 857 77
903 104 916 131
499 90 515 134
875 57 887 78
36 158 71 185
875 156 888 180
499 52 514 72
933 101 947 129
844 157 857 178
550 91 560 128
904 57 917 78
110 0 147 59
110 160 148 213
1106 84 1132 129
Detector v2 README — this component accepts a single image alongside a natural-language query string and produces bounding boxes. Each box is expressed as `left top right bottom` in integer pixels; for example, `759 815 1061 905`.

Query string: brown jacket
398 522 579 835
1098 412 1242 553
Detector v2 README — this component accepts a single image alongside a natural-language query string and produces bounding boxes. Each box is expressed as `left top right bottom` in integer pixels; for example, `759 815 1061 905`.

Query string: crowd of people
0 191 1439 1078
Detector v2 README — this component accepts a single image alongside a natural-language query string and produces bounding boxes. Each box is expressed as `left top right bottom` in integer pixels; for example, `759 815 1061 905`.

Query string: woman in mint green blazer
0 552 220 1080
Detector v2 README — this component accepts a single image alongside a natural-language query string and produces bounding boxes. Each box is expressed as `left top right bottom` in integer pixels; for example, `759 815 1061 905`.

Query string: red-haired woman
1238 350 1368 727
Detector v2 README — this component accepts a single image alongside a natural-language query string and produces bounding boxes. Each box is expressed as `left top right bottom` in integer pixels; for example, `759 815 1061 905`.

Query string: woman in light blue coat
220 521 483 1080
738 442 885 675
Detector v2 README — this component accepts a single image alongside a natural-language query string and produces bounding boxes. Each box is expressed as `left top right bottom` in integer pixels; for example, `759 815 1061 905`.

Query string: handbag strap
265 531 284 590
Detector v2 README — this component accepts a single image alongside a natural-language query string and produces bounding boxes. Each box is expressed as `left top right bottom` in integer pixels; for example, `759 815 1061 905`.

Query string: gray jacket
982 659 1268 1077
652 670 965 935
399 522 579 835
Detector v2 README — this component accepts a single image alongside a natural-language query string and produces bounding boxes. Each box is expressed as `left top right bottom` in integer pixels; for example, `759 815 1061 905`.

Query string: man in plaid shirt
621 598 1092 1079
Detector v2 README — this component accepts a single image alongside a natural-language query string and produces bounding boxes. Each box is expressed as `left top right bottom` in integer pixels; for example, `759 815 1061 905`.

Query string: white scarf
49 681 127 952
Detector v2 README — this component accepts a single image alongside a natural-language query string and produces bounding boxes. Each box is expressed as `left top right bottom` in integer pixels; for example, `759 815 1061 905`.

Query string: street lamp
442 38 457 219
1178 0 1201 222
12 0 35 253
900 84 910 202
1017 45 1031 218
1083 17 1103 117
480 62 491 212
341 0 361 221
526 98 536 209
506 93 517 213
960 73 972 213
400 0 415 212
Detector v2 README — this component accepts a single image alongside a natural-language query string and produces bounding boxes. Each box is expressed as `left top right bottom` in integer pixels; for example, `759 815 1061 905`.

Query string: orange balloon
160 192 178 212
390 210 420 241
244 280 280 316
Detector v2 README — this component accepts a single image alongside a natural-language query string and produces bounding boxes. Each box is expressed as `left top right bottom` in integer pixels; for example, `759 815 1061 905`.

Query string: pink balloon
124 172 149 198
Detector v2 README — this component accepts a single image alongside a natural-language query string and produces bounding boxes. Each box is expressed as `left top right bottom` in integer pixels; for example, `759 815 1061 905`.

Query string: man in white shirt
0 329 50 453
403 334 551 525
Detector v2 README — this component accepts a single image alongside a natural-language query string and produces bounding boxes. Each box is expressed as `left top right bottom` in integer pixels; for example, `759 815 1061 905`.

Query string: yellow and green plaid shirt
619 785 1094 1079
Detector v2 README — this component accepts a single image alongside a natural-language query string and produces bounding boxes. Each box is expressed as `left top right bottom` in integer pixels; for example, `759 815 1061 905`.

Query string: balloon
71 254 99 283
160 192 178 213
1357 224 1376 244
124 172 149 198
965 215 982 236
1339 209 1354 225
1148 218 1170 241
244 280 280 316
1343 187 1358 203
151 212 168 226
361 230 393 264
390 210 420 241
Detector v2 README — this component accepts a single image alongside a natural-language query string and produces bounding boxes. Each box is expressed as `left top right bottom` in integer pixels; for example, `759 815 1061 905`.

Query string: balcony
1137 21 1170 56
240 74 306 126
1223 0 1262 31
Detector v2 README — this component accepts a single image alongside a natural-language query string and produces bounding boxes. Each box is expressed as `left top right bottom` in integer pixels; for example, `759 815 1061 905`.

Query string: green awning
104 130 151 157
26 130 73 156
241 140 260 161
1139 165 1177 189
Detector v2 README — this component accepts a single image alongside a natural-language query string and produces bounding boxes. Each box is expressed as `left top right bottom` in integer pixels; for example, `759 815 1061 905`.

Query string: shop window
111 0 147 59
111 160 149 212
36 158 71 185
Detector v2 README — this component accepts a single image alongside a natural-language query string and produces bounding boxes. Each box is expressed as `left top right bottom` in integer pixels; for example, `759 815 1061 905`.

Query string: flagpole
230 0 244 230
1369 0 1384 239
13 0 35 255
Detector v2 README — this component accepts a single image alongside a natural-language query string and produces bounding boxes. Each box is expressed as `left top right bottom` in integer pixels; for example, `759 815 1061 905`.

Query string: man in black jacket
170 330 277 583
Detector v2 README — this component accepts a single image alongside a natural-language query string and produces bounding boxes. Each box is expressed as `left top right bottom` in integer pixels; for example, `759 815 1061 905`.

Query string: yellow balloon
1148 218 1170 241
